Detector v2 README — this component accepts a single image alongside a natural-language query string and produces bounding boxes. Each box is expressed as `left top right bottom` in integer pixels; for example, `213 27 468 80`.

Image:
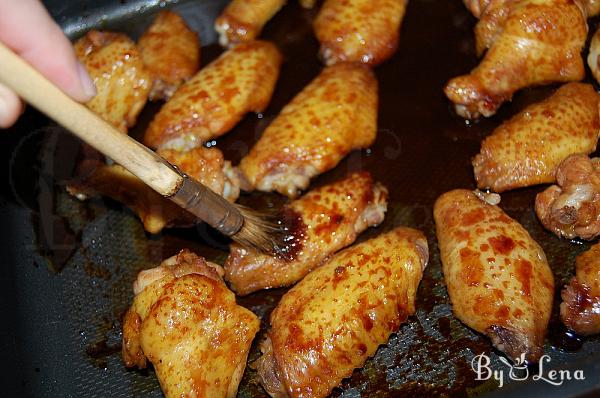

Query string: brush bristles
231 205 286 254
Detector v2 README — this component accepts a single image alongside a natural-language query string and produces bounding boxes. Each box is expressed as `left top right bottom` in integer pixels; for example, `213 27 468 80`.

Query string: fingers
0 83 23 129
0 0 96 104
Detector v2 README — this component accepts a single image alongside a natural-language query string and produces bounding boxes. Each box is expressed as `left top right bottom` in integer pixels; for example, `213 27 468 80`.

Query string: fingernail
0 94 8 128
77 61 96 100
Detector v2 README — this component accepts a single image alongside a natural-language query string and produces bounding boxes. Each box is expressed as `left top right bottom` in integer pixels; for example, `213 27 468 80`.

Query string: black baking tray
1 0 599 397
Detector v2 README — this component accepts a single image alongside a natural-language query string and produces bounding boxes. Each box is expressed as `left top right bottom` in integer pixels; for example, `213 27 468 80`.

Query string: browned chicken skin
561 242 600 335
144 40 282 150
314 0 407 66
122 249 259 398
67 146 240 234
445 0 587 119
238 63 377 197
535 154 600 240
255 227 428 398
434 189 554 363
224 172 388 295
138 10 200 100
473 83 600 192
74 30 151 133
215 0 286 47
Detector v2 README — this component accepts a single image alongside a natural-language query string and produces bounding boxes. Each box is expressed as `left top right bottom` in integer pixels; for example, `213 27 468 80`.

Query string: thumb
0 0 96 102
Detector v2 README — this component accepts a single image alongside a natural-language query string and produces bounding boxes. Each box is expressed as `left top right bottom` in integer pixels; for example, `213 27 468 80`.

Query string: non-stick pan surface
1 0 599 396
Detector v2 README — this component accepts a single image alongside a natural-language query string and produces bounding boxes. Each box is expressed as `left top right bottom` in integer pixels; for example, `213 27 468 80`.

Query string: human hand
0 0 96 128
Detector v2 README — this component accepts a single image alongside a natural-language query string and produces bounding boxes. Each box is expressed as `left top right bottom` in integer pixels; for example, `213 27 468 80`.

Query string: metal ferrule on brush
168 173 244 237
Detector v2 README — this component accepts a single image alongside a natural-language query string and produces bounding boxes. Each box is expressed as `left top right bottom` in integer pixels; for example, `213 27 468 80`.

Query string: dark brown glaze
224 172 388 295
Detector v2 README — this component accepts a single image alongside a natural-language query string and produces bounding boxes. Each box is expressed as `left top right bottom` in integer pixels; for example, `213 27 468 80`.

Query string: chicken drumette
445 0 587 119
535 154 600 240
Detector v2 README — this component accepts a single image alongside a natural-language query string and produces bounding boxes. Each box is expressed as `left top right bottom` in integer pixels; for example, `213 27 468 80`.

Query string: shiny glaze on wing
122 249 259 398
313 0 407 66
67 146 239 234
74 30 151 133
473 83 600 192
224 172 388 295
215 0 286 47
238 63 377 197
144 40 282 150
138 10 200 100
535 154 600 240
561 242 600 335
444 0 587 119
256 227 428 398
434 189 554 363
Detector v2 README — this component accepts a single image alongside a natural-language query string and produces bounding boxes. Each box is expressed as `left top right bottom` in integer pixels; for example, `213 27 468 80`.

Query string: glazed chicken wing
122 249 259 398
445 0 587 119
74 31 151 133
561 242 600 335
215 0 286 47
314 0 407 66
224 172 388 295
144 40 282 150
138 10 200 100
473 83 600 192
68 146 240 234
434 189 554 363
535 154 600 240
238 63 377 197
255 227 428 398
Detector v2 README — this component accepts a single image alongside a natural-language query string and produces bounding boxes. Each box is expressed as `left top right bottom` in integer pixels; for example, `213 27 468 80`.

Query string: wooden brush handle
0 42 244 236
0 41 181 196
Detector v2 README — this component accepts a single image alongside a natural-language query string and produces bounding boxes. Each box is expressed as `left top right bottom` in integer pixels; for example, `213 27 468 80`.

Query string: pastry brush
0 42 281 253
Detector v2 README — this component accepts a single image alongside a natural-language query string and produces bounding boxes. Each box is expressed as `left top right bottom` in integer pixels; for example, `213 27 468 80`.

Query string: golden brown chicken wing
122 249 259 398
238 63 377 197
445 0 587 119
255 227 428 398
144 40 282 150
215 0 286 47
138 10 200 100
434 189 554 363
74 30 151 133
313 0 407 66
473 83 600 193
561 242 600 335
68 146 240 234
224 172 387 295
535 154 600 240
